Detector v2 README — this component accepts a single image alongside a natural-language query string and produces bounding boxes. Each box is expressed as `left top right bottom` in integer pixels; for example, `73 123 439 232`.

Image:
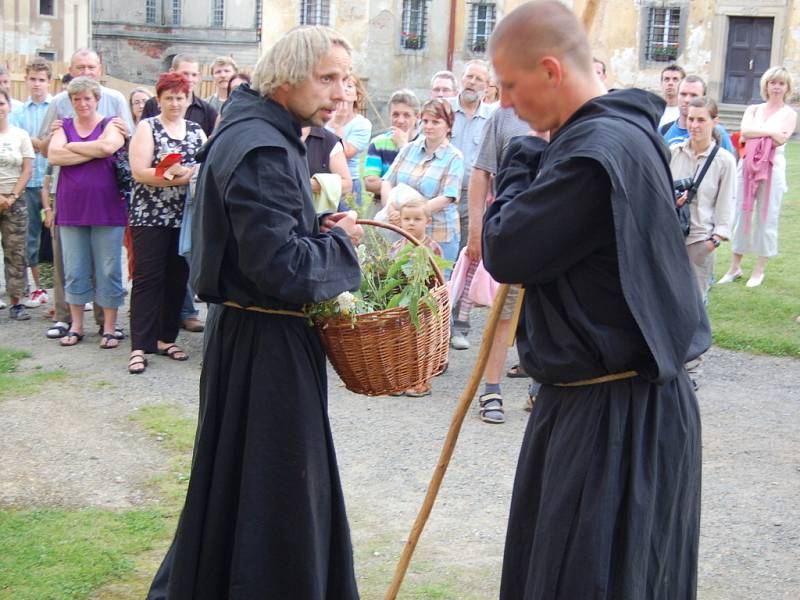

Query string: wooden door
723 17 774 104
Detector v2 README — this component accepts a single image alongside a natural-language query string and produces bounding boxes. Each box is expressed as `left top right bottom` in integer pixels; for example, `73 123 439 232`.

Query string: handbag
178 184 194 257
101 117 133 204
447 247 499 307
113 146 133 204
676 144 719 236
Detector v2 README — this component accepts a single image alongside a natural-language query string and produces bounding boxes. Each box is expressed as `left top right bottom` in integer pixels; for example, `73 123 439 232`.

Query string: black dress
147 86 361 600
483 89 710 600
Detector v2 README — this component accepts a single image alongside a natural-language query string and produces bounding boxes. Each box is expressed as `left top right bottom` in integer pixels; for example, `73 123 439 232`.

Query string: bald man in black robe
483 2 709 598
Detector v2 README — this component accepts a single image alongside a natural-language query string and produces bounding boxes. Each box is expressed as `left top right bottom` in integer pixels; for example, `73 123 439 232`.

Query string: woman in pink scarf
719 66 797 287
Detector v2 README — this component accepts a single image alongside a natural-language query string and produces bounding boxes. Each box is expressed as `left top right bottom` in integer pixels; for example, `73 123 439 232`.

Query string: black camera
673 177 694 200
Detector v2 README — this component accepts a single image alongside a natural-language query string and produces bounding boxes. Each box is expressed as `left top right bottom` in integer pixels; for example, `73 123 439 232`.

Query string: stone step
718 103 746 132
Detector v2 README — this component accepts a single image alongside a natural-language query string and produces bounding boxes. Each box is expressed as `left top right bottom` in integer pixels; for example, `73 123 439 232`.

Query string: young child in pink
390 198 441 397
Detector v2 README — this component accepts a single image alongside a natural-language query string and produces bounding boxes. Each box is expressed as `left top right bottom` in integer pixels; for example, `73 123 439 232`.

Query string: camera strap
687 143 720 204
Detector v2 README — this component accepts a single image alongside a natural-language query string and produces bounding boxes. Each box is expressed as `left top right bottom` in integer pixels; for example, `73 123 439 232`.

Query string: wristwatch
707 237 721 248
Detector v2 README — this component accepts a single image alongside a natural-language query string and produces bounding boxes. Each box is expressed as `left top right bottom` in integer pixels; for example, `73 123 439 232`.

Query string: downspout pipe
447 0 457 71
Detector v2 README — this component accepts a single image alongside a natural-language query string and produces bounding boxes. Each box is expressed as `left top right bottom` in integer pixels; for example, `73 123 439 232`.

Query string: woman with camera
670 96 737 304
670 96 736 390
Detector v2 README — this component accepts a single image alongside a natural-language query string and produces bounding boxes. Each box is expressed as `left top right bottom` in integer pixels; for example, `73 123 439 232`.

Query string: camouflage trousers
0 200 29 299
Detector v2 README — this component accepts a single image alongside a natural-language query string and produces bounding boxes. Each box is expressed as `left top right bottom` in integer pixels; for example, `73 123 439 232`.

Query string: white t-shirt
659 105 680 129
0 125 35 194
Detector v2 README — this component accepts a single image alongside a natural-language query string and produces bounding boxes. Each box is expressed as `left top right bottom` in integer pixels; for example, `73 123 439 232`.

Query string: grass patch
352 533 493 600
0 509 165 600
129 405 196 506
0 400 197 599
0 347 66 399
706 141 800 357
0 348 30 373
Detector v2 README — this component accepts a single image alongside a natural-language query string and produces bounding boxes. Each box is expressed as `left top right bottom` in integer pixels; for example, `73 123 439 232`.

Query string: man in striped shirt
363 88 420 203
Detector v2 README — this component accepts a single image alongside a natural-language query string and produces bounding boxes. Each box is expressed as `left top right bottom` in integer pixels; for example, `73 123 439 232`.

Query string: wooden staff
384 283 510 600
384 3 602 597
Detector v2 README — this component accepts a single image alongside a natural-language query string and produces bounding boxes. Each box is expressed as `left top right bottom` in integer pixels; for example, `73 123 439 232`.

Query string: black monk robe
483 89 710 600
147 86 361 600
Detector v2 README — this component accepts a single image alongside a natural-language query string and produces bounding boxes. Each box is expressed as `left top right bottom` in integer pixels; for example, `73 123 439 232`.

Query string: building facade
1 0 91 62
262 0 800 125
91 0 262 85
582 0 798 114
5 1 791 117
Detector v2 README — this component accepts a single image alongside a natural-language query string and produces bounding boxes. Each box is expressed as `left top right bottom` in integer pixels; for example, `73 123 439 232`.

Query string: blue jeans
438 238 459 280
59 225 125 308
351 178 362 206
23 187 43 266
180 285 198 320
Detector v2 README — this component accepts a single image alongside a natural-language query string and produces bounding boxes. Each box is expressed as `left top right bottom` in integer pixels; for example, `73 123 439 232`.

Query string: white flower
336 291 357 315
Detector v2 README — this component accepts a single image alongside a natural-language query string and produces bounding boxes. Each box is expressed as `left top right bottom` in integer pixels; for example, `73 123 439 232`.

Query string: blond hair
399 198 428 214
67 76 101 100
252 26 352 98
760 66 793 101
211 56 238 73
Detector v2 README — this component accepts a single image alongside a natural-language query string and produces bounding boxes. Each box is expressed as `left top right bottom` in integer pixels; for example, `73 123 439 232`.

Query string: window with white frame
145 0 157 24
644 6 683 62
212 0 225 27
400 0 427 51
467 2 496 54
299 0 330 26
172 0 182 25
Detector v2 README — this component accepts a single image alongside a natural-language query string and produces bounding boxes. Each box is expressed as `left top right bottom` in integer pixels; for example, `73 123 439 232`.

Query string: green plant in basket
305 228 451 329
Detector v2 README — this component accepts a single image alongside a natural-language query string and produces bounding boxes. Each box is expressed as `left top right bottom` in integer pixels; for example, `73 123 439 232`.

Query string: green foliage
305 228 451 329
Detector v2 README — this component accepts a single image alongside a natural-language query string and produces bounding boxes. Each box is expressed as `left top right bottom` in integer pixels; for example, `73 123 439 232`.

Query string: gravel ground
0 300 798 599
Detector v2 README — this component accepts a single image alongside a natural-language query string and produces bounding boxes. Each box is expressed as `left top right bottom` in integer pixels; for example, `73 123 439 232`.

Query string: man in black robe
147 26 363 600
483 2 710 598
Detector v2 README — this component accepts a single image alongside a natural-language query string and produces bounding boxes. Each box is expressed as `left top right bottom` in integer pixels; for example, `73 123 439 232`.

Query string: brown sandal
128 353 148 374
157 344 188 361
100 333 120 349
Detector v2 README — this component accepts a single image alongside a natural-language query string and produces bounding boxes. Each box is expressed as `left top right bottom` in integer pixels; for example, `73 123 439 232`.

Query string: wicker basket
317 219 451 396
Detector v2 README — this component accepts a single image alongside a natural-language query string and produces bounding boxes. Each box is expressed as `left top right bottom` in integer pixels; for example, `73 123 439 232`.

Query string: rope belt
554 370 639 387
223 301 305 318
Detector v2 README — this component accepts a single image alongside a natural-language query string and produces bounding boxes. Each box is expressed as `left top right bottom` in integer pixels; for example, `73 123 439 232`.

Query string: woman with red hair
127 72 207 373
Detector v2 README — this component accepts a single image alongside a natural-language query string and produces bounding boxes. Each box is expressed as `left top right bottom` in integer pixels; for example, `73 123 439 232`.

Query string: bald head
489 0 592 75
487 1 604 134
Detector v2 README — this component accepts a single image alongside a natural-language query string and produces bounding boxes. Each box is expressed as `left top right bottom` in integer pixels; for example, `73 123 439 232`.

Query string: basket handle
357 219 446 286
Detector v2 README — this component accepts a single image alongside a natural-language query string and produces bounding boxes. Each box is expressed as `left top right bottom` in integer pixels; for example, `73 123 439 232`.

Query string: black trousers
130 226 189 353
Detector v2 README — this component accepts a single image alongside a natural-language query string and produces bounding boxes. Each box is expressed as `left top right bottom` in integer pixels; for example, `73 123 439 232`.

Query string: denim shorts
59 225 126 309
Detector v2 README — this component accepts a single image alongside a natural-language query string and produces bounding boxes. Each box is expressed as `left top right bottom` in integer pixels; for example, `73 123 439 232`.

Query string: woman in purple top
48 76 127 348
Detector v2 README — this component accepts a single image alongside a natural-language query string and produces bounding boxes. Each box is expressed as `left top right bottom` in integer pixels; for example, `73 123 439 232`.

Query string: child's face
400 205 429 241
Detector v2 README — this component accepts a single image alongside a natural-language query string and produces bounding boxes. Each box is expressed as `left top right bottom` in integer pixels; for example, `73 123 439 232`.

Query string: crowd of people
0 41 797 399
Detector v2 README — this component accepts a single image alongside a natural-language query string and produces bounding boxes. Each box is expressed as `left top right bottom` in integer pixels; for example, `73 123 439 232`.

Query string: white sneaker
30 289 48 304
0 300 6 309
84 302 93 311
745 273 764 288
449 332 470 350
717 270 742 284
23 296 41 308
